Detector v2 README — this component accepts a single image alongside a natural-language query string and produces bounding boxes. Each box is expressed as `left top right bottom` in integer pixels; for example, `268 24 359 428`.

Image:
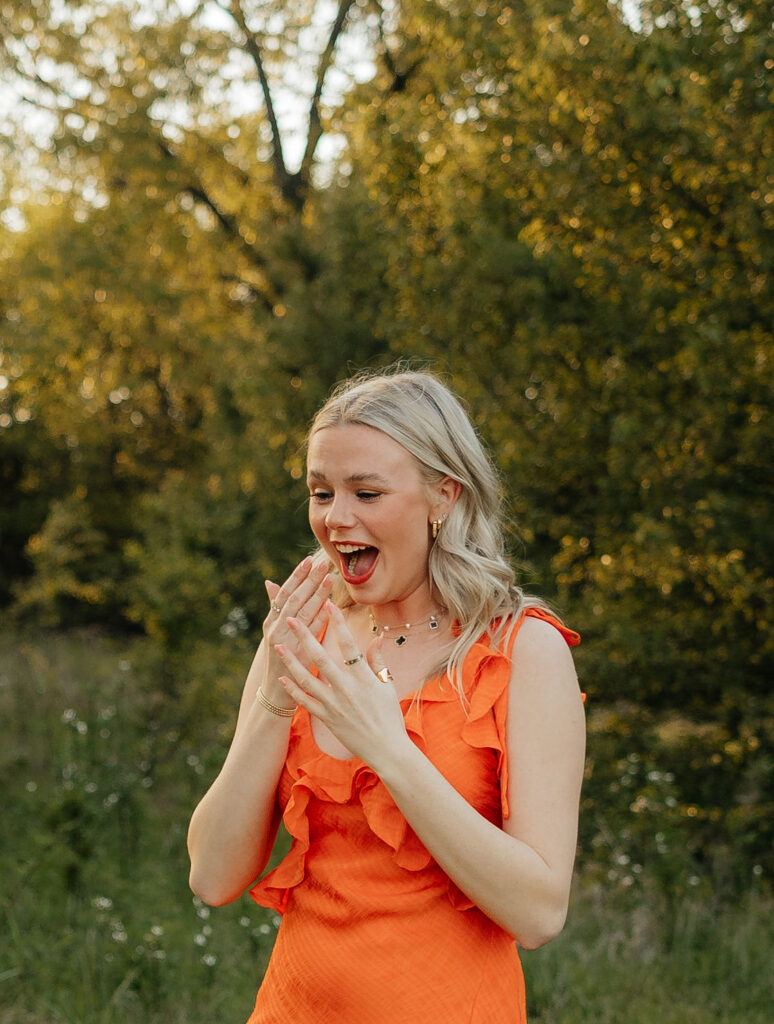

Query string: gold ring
376 667 394 684
344 653 364 666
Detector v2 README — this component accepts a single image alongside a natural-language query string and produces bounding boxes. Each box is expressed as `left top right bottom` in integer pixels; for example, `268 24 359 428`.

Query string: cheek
308 506 326 541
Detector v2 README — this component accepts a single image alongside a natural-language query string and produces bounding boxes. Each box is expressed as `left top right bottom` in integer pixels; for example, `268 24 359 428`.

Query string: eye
309 491 333 503
356 491 381 501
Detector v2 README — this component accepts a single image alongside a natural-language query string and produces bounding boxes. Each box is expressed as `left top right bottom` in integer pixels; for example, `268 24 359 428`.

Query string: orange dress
247 609 580 1023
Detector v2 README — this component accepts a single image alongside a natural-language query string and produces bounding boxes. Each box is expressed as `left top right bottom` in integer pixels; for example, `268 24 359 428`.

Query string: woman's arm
277 606 585 948
187 558 333 906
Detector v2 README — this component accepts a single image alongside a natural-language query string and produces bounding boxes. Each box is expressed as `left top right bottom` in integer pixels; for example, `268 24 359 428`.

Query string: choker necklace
369 610 442 646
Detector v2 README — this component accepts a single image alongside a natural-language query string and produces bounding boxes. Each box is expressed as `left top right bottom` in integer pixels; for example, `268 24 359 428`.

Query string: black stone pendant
395 635 408 646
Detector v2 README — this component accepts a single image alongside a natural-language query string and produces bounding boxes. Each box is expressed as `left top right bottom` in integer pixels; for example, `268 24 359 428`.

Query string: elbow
516 904 568 951
188 867 241 908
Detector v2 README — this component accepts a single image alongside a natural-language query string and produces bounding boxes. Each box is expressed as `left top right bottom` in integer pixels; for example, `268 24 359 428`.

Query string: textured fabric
247 608 580 1023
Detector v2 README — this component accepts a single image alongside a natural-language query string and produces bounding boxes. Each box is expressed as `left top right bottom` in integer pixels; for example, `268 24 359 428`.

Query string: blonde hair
307 367 550 696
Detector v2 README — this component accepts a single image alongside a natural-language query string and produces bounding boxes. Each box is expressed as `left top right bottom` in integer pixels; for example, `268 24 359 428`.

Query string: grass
523 887 773 1023
1 628 771 1023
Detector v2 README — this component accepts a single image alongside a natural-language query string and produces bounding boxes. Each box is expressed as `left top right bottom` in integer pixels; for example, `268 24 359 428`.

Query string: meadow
2 629 771 1023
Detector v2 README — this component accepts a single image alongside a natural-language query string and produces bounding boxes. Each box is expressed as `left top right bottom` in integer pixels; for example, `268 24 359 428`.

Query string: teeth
336 544 369 553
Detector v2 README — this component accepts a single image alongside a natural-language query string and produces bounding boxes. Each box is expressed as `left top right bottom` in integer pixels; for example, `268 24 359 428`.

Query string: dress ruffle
250 608 580 915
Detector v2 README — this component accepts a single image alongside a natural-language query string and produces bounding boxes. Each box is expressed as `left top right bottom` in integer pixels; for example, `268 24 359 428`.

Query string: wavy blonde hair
307 367 550 696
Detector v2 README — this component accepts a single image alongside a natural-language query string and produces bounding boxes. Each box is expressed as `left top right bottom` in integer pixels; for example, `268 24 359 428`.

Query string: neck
362 581 442 626
368 600 446 647
367 591 442 631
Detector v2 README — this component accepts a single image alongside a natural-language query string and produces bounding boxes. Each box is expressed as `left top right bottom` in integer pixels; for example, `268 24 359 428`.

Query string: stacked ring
345 653 365 666
271 603 282 614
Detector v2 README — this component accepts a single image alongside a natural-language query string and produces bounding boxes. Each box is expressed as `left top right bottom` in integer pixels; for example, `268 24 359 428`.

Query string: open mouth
335 543 380 585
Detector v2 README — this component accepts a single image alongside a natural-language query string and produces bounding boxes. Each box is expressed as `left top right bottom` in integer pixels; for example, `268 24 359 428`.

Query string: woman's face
306 423 440 609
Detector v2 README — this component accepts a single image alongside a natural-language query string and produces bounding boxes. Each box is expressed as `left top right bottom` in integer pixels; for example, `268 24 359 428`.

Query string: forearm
187 700 291 906
375 740 573 948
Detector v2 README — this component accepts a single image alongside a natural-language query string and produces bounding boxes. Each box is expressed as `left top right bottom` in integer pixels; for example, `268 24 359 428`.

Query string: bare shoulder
508 615 580 699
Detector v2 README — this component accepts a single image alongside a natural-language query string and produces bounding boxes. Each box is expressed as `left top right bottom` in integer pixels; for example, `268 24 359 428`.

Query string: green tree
0 0 398 632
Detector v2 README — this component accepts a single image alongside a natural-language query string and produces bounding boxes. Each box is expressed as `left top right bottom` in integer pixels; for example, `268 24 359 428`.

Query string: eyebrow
307 470 390 486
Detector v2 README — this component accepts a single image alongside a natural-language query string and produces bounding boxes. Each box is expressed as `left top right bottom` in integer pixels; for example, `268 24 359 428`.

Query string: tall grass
1 629 771 1022
523 886 773 1024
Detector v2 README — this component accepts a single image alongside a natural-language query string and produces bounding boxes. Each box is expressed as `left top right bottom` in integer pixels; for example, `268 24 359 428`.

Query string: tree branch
298 0 356 187
223 0 296 204
154 137 283 306
373 0 424 94
218 274 277 315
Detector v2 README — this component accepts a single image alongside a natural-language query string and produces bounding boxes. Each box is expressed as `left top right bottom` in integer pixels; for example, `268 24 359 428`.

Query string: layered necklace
369 609 443 646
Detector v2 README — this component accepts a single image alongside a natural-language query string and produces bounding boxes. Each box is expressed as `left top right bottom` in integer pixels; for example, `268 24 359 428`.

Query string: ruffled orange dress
247 609 580 1023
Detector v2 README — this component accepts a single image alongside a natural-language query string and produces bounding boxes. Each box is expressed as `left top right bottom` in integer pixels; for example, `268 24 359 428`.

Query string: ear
429 476 462 521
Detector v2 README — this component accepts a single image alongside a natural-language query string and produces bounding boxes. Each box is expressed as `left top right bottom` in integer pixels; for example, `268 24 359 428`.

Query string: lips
334 543 380 585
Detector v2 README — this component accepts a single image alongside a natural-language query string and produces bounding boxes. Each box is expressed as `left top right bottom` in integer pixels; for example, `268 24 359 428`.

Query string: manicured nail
275 644 287 656
286 617 299 629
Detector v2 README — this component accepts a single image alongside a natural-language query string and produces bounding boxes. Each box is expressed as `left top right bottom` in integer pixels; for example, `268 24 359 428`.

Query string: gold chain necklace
369 610 442 646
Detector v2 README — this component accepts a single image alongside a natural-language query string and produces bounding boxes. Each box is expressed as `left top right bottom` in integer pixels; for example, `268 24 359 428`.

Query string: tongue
349 547 378 577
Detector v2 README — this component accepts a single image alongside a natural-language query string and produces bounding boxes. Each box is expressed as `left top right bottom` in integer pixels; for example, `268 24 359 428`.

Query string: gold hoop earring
431 516 446 539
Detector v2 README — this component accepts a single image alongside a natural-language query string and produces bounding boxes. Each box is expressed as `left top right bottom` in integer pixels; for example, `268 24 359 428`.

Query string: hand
261 556 333 703
275 601 410 772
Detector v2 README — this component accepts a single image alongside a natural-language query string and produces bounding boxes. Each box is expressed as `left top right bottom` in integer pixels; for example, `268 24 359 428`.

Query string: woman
188 369 585 1023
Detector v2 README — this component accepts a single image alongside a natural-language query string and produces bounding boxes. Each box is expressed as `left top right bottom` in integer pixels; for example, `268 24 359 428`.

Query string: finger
279 675 325 717
265 580 282 615
325 601 366 668
272 556 313 607
285 617 353 683
274 643 328 699
306 596 333 640
277 559 328 618
295 573 333 626
367 634 394 685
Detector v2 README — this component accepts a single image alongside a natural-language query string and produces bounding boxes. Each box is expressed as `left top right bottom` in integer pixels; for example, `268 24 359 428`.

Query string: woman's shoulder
512 606 580 649
506 609 583 703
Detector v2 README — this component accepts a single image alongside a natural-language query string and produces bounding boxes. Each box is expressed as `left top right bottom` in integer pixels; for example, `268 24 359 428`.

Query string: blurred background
1 1 771 1021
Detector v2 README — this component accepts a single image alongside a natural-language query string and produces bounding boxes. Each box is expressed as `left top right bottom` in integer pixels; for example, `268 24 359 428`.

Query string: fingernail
275 644 287 656
286 617 299 629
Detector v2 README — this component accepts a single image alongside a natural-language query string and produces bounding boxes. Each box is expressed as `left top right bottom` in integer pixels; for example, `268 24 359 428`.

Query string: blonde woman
188 369 585 1023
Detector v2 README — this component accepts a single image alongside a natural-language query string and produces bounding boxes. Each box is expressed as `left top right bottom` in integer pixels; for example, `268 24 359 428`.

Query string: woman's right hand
188 555 334 903
260 556 333 704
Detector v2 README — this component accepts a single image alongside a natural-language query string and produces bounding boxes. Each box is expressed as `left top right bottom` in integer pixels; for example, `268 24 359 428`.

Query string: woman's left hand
275 601 410 772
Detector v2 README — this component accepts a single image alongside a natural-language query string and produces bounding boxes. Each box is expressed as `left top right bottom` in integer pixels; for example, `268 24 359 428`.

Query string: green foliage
335 0 773 717
0 629 276 1021
580 704 774 904
2 630 772 1023
0 0 771 908
523 886 774 1024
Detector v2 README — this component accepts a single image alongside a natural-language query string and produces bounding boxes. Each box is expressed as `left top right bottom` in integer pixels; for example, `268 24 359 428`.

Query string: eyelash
309 491 381 503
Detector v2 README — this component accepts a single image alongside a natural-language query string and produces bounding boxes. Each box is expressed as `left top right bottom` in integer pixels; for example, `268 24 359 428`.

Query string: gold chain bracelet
256 687 296 718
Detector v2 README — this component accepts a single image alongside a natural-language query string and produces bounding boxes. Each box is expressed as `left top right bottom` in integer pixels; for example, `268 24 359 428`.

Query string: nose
324 493 356 531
